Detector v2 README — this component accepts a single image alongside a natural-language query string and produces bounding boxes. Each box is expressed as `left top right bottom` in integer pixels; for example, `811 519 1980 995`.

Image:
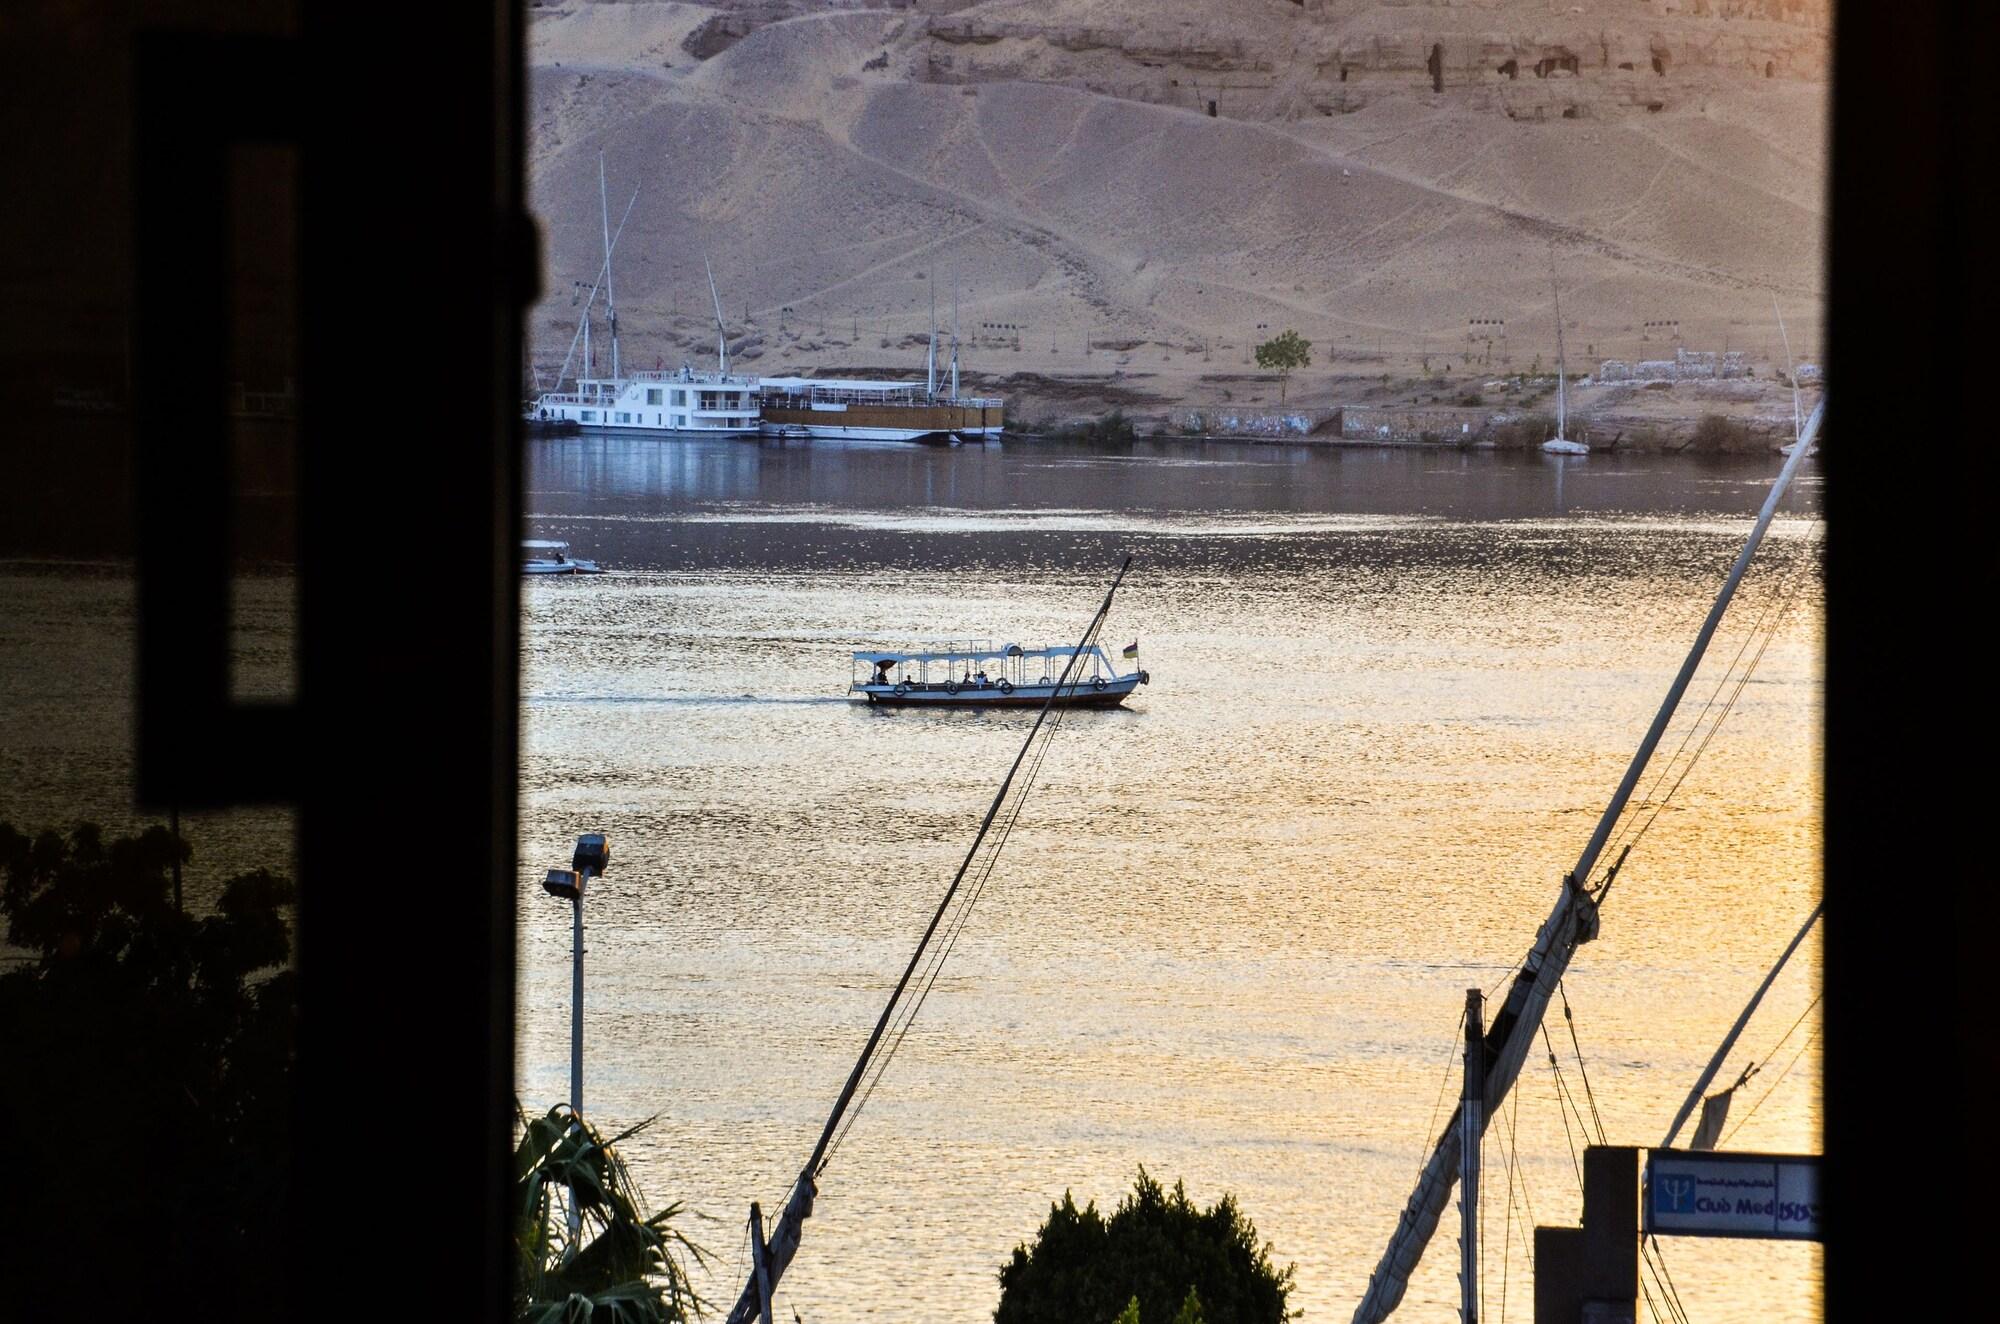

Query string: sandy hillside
524 0 1828 428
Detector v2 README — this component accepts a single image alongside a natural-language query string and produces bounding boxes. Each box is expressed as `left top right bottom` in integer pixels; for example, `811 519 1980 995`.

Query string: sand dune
525 0 1827 424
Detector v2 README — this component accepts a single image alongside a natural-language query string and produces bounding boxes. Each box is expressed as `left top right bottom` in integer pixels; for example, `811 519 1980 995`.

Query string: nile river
517 436 1823 1323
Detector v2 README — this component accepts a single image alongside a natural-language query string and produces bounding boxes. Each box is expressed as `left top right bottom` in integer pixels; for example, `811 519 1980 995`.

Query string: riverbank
981 362 1818 454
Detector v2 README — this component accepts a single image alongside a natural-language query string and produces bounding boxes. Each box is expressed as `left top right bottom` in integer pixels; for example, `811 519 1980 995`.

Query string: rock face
649 0 1827 124
525 0 1828 416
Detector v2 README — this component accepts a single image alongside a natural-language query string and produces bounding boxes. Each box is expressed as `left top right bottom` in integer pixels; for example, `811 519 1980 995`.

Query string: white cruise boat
525 155 760 437
530 364 760 435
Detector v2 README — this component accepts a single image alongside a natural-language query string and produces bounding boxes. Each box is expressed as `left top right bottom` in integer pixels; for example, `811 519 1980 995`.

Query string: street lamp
543 832 610 1117
544 833 609 1248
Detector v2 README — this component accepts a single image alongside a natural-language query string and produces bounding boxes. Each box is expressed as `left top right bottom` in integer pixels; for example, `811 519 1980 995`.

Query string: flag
1690 1088 1734 1151
1121 640 1139 659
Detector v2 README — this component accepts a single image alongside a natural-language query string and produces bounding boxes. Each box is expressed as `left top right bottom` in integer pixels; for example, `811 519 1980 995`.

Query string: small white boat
522 539 603 575
1541 266 1590 456
851 640 1148 708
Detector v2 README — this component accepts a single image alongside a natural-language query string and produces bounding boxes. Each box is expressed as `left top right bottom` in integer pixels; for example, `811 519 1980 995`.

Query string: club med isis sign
1645 1149 1822 1241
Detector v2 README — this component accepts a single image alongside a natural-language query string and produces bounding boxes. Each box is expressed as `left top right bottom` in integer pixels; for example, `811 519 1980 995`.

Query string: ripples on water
518 439 1822 1322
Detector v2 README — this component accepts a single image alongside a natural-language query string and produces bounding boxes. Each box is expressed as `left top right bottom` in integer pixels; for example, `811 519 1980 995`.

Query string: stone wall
1170 407 1343 437
1597 348 1754 382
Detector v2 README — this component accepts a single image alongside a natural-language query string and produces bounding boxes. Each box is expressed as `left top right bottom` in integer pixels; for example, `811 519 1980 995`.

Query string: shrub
995 1168 1295 1324
1491 411 1557 449
1689 413 1753 452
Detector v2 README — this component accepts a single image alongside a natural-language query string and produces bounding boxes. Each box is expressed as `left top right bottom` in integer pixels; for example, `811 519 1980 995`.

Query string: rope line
822 602 1115 1168
1592 519 1822 893
1722 1022 1820 1148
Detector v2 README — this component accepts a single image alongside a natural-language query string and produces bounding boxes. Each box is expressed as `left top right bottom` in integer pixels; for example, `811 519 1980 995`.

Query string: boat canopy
522 539 570 550
854 643 1106 666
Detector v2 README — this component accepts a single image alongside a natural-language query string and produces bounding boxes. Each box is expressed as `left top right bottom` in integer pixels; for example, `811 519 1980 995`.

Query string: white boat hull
760 422 1001 444
1542 438 1590 455
853 675 1141 708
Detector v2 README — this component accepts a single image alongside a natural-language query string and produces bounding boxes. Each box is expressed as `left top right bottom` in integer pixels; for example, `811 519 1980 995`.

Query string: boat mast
1349 400 1825 1324
1551 264 1567 440
926 283 937 399
707 257 729 376
950 279 961 400
1660 900 1822 1150
600 151 620 385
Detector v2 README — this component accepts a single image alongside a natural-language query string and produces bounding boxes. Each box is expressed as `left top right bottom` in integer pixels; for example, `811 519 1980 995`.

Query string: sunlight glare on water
518 438 1822 1323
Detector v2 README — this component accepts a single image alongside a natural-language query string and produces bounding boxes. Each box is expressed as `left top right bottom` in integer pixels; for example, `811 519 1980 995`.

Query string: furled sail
1350 401 1823 1323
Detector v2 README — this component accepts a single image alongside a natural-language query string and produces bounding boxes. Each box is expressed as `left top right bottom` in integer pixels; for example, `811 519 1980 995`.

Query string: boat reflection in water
850 640 1148 708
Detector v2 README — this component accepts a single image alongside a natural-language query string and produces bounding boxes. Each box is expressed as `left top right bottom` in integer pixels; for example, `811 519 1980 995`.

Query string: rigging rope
823 606 1107 1166
1416 1007 1469 1187
1556 981 1606 1144
1593 519 1822 894
1721 1021 1820 1148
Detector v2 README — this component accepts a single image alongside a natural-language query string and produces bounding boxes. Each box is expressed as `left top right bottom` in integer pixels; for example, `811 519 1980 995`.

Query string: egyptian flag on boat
1121 640 1139 659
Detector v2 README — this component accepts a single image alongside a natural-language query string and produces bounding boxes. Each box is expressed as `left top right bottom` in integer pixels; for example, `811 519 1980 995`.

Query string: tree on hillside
1253 331 1311 404
995 1168 1296 1324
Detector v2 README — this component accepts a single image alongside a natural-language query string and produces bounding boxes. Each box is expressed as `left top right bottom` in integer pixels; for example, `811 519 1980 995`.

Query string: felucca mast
600 151 620 384
721 559 1137 1324
707 258 729 375
950 280 961 400
926 283 938 399
1552 266 1568 441
1349 400 1825 1324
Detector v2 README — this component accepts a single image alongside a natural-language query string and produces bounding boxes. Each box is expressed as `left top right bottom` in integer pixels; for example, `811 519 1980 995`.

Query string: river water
518 436 1823 1323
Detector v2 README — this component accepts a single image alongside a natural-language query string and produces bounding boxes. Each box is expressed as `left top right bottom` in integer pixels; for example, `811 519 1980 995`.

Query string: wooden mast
1350 401 1824 1323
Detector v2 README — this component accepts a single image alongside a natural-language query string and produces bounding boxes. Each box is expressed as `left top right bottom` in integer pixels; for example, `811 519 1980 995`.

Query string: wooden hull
761 402 1004 443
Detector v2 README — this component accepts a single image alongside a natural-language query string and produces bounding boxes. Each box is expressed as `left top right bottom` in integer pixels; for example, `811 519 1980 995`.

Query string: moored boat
756 282 1002 443
1541 265 1591 455
522 539 603 575
850 640 1147 707
757 377 1003 444
524 155 760 437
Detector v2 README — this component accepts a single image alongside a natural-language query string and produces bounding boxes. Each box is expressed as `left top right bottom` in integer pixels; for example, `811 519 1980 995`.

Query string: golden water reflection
518 442 1821 1323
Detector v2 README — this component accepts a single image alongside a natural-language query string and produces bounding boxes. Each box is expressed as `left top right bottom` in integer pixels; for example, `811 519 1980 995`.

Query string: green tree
1253 331 1312 404
514 1103 710 1322
0 821 298 1319
995 1168 1296 1324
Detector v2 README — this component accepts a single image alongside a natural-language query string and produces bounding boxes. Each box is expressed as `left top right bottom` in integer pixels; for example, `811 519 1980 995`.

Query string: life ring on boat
893 681 909 696
1091 677 1107 692
944 680 961 694
998 680 1014 694
1037 676 1052 687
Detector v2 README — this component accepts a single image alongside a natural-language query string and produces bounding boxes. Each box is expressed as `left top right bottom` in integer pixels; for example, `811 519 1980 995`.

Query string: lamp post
544 833 609 1247
543 832 611 1116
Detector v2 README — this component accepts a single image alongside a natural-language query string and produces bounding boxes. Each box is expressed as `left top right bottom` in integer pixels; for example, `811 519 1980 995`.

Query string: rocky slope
524 0 1827 425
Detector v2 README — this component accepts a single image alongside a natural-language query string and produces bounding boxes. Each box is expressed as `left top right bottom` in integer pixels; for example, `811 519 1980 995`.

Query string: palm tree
514 1103 711 1323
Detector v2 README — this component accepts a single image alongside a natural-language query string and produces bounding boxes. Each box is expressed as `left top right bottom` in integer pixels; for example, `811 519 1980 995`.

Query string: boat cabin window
646 388 663 405
673 389 687 406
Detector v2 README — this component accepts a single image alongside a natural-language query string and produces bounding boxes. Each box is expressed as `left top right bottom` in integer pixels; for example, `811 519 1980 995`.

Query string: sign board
1645 1149 1821 1241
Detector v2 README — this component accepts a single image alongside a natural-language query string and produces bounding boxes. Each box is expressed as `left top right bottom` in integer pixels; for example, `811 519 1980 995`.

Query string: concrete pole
571 867 593 1115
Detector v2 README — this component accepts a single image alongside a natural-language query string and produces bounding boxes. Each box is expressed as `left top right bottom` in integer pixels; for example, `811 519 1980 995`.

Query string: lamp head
572 833 610 876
